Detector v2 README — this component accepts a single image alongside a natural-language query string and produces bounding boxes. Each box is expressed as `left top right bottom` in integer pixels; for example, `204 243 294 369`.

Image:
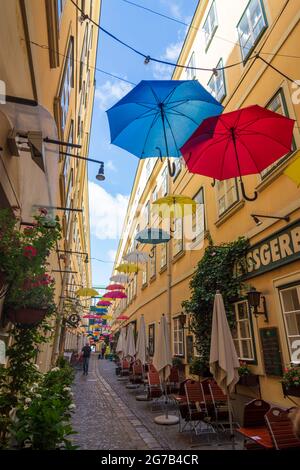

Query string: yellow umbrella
116 263 139 273
284 153 300 187
152 194 196 218
102 315 113 320
76 287 99 297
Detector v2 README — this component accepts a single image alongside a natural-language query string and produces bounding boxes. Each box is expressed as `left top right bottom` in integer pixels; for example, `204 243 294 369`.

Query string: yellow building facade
0 0 100 370
112 0 300 414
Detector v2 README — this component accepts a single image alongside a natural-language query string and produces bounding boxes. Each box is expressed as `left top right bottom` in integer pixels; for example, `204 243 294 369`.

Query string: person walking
81 343 92 375
101 343 107 360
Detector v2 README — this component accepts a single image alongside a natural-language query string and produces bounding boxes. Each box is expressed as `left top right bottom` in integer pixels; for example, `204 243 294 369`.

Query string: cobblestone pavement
72 355 243 450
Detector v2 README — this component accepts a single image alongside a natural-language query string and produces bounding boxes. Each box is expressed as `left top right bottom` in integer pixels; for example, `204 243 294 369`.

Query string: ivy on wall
182 236 249 367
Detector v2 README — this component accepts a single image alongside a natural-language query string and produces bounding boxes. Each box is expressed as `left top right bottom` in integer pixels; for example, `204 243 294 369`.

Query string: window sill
205 25 218 53
256 151 298 194
215 200 245 228
189 230 210 250
141 283 148 291
149 275 157 284
172 249 186 264
159 264 167 274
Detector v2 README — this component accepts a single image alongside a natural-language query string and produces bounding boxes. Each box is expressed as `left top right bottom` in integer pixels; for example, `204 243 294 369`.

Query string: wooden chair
130 360 143 384
147 371 163 410
208 380 236 434
265 407 300 450
167 366 180 393
120 359 130 376
241 399 271 449
184 380 210 440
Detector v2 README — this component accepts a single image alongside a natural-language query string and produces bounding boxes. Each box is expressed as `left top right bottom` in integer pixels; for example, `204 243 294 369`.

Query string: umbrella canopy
136 315 147 365
135 228 170 245
76 287 98 297
152 194 196 218
110 274 129 283
116 263 139 274
123 250 149 264
105 290 127 299
106 80 223 177
125 323 136 360
209 291 240 395
105 283 125 290
116 327 126 359
181 105 295 201
153 315 172 382
117 315 129 320
284 153 300 187
97 300 111 306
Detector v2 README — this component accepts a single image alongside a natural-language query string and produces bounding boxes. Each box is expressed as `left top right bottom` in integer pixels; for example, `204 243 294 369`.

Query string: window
173 318 184 356
142 262 148 285
148 324 155 356
161 167 168 196
77 92 84 138
237 0 267 61
143 201 150 228
173 217 183 256
65 168 73 228
63 121 74 187
160 243 167 269
150 247 156 279
79 24 88 91
203 1 218 50
208 59 226 103
146 160 151 179
57 0 66 22
186 52 196 80
232 301 255 361
192 188 205 241
133 274 137 298
261 89 295 177
173 158 182 179
279 285 300 364
152 187 158 202
216 179 239 216
60 37 74 131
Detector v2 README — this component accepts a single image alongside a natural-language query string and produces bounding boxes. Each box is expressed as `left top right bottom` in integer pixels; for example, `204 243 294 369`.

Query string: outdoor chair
265 407 300 450
166 366 180 394
208 380 237 435
129 360 143 384
147 371 163 410
241 399 271 450
120 359 130 376
184 380 211 441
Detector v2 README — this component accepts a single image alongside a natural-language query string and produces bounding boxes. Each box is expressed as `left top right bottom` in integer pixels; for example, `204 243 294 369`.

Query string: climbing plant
182 236 249 368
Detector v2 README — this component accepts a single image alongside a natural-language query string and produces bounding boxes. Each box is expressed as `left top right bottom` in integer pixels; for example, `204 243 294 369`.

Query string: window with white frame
216 179 239 216
192 188 205 240
173 318 184 356
150 247 156 279
143 201 150 228
186 52 196 80
60 37 74 131
79 24 88 91
208 59 226 103
232 300 255 361
261 89 295 177
173 158 182 179
146 160 151 179
133 274 137 298
279 285 300 364
173 217 183 256
203 1 218 49
63 121 74 188
142 262 148 285
65 168 73 228
161 167 168 196
237 0 267 61
160 242 167 269
148 324 155 356
152 187 158 202
57 0 66 23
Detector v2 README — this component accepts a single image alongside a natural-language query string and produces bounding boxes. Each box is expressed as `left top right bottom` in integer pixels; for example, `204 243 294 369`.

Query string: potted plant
189 357 212 378
238 361 258 386
281 365 300 397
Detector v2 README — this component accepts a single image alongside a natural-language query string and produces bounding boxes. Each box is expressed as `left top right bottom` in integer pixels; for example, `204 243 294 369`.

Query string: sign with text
245 220 300 279
260 328 283 377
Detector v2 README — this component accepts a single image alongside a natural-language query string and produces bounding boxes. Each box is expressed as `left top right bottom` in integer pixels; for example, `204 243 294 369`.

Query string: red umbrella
105 284 125 290
117 315 129 320
181 105 295 201
97 300 111 306
105 290 127 299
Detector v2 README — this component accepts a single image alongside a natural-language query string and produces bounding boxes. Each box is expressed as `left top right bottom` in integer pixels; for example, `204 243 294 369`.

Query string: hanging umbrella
110 274 129 283
135 228 170 245
116 263 139 274
153 194 196 218
284 153 300 187
209 291 240 446
105 290 127 299
116 327 126 359
97 300 111 306
153 315 179 425
117 315 129 320
136 315 147 366
125 323 136 361
106 80 223 176
105 283 126 290
76 287 99 297
181 105 295 201
123 250 149 264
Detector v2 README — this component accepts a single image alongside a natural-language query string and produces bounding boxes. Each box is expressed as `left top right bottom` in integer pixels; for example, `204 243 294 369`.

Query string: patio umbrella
116 327 126 359
153 315 179 425
105 284 126 290
106 80 223 176
284 152 300 187
209 291 240 445
110 274 129 283
181 105 295 201
125 323 136 360
116 263 139 274
97 300 111 306
123 250 149 264
135 228 170 245
76 287 98 297
105 290 127 299
136 315 147 366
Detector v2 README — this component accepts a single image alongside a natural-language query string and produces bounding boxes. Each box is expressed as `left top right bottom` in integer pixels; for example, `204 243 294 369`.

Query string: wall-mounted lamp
148 246 156 259
246 288 268 322
178 311 190 332
251 214 290 226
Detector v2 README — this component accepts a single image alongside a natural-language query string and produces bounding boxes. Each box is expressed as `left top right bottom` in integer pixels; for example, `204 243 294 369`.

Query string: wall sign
244 220 300 279
260 328 283 377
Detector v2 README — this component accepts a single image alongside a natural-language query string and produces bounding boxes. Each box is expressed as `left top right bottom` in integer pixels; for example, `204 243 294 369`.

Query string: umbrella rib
236 137 262 174
166 109 200 127
186 134 229 169
219 135 233 180
163 112 181 157
238 128 292 150
141 112 160 157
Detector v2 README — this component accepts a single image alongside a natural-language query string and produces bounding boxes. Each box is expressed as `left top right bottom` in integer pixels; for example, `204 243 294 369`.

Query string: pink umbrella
97 300 112 306
105 290 127 299
117 315 129 320
105 284 125 290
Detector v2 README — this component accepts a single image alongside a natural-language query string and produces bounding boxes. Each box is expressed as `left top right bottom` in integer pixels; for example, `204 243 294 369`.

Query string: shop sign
245 220 300 279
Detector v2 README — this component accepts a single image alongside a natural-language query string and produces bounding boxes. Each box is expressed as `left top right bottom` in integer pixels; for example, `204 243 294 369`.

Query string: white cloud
95 80 133 111
107 249 117 262
106 160 117 172
88 182 129 239
164 42 182 61
151 40 182 80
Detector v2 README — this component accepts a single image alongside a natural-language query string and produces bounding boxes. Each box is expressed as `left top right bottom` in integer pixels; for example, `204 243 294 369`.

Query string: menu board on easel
259 327 283 377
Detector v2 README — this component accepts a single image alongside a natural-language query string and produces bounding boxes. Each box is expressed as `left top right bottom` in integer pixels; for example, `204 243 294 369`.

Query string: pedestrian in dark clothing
81 343 92 375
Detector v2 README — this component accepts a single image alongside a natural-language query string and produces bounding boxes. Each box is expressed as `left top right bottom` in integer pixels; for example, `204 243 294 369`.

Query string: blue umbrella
106 80 223 176
135 228 171 245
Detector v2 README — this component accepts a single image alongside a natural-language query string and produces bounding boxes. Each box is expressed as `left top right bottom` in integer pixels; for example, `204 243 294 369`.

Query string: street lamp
246 288 268 322
178 311 190 332
96 162 105 181
251 214 290 226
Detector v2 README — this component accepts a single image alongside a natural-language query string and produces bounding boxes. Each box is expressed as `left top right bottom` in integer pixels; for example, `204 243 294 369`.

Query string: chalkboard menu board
260 328 283 377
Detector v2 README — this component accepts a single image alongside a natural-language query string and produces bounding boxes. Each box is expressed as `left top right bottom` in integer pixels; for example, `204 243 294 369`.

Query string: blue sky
87 0 198 288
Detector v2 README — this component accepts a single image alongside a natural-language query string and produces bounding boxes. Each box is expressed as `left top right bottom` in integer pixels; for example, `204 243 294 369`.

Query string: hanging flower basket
282 382 300 398
5 306 49 328
238 373 259 386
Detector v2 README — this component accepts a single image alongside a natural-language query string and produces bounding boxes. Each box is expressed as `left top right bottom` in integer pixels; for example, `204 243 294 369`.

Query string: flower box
6 307 48 327
238 374 259 386
282 382 300 398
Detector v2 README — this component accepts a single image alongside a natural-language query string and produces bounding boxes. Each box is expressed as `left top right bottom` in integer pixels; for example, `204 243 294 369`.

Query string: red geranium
23 245 38 258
